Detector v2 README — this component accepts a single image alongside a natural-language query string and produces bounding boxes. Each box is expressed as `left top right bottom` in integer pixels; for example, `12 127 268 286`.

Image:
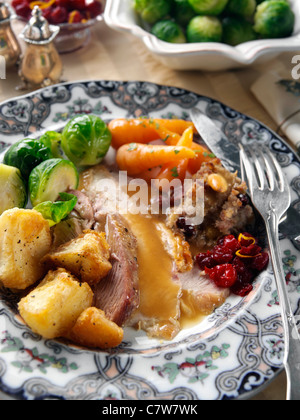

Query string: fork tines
239 143 286 194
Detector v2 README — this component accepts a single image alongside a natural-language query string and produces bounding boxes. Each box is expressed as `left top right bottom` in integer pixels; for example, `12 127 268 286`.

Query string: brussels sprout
61 114 112 167
188 0 229 15
133 0 172 24
39 131 63 158
33 192 78 227
4 138 53 179
151 20 186 43
254 1 295 39
223 16 257 45
172 0 196 26
0 163 27 214
187 16 223 43
29 158 79 207
225 0 257 18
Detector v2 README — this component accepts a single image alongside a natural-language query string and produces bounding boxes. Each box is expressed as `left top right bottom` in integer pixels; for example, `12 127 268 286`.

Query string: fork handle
266 210 300 401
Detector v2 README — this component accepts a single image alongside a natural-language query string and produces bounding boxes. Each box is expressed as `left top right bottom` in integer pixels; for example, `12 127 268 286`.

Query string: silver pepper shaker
18 6 63 89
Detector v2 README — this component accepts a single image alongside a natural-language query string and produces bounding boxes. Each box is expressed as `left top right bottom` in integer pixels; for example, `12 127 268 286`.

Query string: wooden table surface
0 17 297 401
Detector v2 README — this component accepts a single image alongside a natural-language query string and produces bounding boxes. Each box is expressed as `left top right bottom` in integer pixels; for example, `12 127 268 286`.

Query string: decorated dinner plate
0 80 300 401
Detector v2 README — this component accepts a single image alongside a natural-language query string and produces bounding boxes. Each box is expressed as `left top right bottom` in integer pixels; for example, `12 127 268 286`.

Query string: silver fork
240 143 300 400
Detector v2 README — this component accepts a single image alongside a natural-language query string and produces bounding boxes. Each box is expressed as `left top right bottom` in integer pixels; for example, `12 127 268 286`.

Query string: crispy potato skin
68 307 124 349
0 208 52 289
18 268 93 339
43 230 112 285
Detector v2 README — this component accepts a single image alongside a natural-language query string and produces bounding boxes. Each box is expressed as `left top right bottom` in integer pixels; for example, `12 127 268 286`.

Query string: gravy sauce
125 214 181 326
125 212 206 339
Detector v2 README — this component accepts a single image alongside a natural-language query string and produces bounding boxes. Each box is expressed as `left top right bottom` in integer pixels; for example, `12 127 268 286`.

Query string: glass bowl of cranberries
11 0 105 53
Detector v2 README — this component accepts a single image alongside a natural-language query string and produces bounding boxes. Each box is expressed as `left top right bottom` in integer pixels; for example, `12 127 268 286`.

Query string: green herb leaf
171 167 179 178
33 192 78 227
203 152 216 158
127 143 138 151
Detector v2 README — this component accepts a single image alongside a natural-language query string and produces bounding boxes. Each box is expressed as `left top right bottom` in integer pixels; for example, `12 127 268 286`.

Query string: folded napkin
251 65 300 156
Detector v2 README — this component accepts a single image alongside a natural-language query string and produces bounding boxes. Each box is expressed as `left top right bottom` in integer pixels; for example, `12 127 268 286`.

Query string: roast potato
0 208 52 289
68 307 124 349
18 268 93 339
43 230 112 285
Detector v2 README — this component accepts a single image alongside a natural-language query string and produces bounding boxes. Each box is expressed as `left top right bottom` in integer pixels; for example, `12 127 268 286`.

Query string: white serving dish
104 0 300 71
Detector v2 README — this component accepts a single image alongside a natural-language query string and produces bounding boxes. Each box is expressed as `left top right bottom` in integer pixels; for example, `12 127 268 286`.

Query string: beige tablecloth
0 19 296 401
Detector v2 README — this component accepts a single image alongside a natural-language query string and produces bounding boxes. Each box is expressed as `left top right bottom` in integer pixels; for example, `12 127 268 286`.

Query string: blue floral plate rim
0 80 299 400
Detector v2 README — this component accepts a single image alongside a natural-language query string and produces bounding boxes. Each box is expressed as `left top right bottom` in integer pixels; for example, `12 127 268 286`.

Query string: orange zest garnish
236 233 262 258
68 11 89 24
68 10 78 23
29 0 56 9
238 233 256 246
235 250 262 259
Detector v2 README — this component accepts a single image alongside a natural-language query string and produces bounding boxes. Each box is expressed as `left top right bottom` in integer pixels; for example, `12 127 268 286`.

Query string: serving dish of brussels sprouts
104 0 300 70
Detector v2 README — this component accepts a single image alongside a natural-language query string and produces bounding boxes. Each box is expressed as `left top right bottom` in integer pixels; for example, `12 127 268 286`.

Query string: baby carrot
151 124 181 145
188 143 215 174
148 119 197 135
108 118 196 149
108 119 158 149
116 143 196 176
156 127 193 182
